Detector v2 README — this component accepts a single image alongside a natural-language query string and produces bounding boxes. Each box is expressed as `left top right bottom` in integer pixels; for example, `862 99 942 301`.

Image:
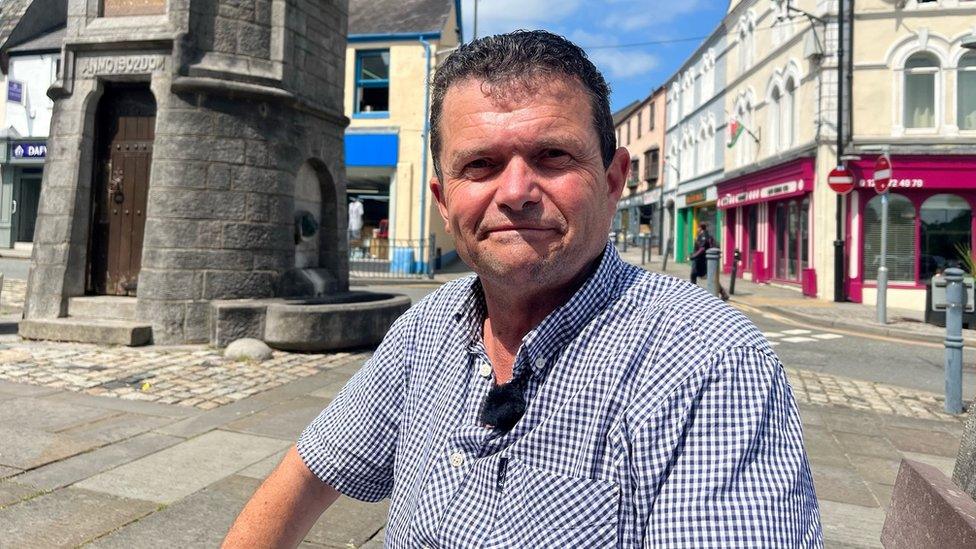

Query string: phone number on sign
857 178 924 189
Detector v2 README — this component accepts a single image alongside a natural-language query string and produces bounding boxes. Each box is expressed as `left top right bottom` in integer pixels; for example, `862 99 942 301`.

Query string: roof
7 24 61 53
612 100 641 127
349 0 456 38
0 0 31 49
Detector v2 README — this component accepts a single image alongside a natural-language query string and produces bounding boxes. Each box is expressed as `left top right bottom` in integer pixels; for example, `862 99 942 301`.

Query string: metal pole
833 0 847 303
473 0 479 41
427 233 436 279
877 193 889 324
730 249 740 296
662 236 672 272
944 267 965 414
706 247 720 297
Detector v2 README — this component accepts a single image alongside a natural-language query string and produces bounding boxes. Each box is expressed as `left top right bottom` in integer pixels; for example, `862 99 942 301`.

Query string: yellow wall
344 5 461 260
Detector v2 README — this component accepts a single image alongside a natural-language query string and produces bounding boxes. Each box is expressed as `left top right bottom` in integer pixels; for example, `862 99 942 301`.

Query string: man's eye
544 149 569 159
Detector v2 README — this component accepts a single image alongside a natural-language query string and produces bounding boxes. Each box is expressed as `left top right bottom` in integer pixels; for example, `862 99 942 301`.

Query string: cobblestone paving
0 277 26 313
785 366 961 422
0 342 370 410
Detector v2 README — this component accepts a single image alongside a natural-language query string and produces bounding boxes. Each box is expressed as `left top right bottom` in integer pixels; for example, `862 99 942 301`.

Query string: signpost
875 154 892 325
827 166 855 194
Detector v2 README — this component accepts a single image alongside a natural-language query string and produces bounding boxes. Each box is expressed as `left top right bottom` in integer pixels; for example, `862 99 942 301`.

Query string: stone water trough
211 291 411 352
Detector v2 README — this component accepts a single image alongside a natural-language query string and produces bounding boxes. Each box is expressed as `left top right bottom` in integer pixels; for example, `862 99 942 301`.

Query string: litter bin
925 275 976 329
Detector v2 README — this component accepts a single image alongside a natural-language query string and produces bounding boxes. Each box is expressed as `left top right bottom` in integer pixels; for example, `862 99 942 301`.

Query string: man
689 223 713 285
224 31 822 547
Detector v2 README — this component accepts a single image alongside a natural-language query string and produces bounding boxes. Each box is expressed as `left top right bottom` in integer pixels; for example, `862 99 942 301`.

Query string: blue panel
345 133 398 167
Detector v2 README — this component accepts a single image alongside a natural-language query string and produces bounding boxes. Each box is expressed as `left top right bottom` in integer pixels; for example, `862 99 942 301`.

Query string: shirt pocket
485 458 620 548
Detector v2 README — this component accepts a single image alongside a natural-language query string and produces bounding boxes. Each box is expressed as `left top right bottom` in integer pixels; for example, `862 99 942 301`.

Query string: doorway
13 168 42 243
88 84 156 296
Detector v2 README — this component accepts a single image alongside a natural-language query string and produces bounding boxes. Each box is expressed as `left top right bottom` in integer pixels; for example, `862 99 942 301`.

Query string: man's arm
223 445 340 548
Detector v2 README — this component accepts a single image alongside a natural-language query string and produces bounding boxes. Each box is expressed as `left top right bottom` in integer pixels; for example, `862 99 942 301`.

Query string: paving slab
0 465 21 480
236 448 288 480
58 411 178 444
14 432 183 491
88 474 261 548
850 456 904 487
0 487 156 548
802 425 850 467
76 429 290 504
819 500 886 548
0 481 42 508
883 425 962 457
0 396 118 433
811 463 881 508
833 432 903 460
0 379 60 397
0 427 101 469
304 496 390 548
224 395 330 441
43 390 200 419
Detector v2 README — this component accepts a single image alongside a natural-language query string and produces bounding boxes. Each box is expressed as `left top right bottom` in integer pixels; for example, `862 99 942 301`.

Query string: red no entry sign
874 155 892 194
828 166 855 194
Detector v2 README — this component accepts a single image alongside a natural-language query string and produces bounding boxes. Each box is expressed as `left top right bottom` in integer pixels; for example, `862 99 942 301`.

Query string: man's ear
430 176 452 234
605 147 631 206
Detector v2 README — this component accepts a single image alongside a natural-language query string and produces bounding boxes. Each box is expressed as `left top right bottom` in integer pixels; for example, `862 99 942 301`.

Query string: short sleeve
638 347 823 547
296 311 413 502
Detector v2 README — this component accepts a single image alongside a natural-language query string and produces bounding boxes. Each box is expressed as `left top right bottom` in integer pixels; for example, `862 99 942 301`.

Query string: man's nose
495 158 542 212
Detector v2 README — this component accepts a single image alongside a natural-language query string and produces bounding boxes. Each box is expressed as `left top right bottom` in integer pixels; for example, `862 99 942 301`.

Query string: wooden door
90 87 155 296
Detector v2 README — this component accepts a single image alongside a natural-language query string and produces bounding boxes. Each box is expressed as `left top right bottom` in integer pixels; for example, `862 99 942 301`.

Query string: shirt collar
451 241 625 378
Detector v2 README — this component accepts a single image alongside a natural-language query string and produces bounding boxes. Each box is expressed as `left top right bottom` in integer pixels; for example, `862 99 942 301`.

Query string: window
738 13 756 74
649 103 656 130
768 86 781 155
629 158 639 187
920 194 972 280
644 148 660 182
680 133 693 181
616 129 621 147
959 52 976 131
626 122 631 145
355 50 390 114
863 193 916 282
781 78 796 149
904 52 939 129
637 111 643 139
681 73 694 117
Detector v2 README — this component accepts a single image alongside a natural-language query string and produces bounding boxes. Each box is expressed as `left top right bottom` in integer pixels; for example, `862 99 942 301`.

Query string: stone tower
21 0 352 344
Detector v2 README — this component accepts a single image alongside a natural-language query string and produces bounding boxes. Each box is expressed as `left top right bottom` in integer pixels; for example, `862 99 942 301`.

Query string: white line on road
765 332 785 338
782 329 813 335
812 333 844 340
782 336 818 343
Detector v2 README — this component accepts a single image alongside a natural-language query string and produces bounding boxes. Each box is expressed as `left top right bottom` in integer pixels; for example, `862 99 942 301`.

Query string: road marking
782 336 818 343
782 329 813 335
812 333 844 340
765 332 785 338
769 341 780 346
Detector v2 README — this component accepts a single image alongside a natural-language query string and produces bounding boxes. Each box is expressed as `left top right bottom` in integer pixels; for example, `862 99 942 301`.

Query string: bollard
622 228 628 252
730 249 740 296
662 237 672 272
706 247 720 297
945 267 965 414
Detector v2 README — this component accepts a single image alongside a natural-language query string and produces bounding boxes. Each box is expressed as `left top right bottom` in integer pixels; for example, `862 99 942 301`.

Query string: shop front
0 138 47 249
846 155 976 311
615 187 661 247
717 157 815 290
675 187 721 263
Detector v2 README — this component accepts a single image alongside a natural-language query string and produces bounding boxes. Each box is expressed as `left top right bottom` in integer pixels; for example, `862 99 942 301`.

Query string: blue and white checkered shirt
298 244 822 547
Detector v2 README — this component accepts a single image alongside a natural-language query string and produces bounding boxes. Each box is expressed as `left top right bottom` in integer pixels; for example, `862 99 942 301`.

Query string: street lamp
473 0 480 41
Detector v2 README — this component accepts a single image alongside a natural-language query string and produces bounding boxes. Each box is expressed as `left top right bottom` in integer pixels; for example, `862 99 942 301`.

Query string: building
663 25 728 264
343 0 461 272
843 0 976 310
21 0 351 344
613 87 666 252
0 0 63 250
716 0 830 293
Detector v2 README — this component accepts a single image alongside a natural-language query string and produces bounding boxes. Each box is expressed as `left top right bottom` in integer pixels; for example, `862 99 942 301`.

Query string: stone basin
210 292 411 352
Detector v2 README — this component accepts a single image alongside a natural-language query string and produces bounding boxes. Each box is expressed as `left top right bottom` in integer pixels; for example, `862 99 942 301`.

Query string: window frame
901 51 941 132
957 52 976 133
354 49 391 118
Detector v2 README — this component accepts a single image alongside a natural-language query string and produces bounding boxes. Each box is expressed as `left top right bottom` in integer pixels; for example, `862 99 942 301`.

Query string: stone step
68 296 139 321
19 317 153 346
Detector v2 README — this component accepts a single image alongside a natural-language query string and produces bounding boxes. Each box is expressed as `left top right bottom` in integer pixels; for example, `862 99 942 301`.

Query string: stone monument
19 0 409 347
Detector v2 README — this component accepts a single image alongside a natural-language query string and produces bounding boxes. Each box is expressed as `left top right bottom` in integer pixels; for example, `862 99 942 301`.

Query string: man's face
430 76 629 289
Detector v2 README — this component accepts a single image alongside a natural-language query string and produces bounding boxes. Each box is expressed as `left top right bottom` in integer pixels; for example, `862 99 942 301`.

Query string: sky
458 0 730 113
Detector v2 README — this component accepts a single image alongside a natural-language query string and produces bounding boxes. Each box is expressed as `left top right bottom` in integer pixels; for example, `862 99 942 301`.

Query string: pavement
0 250 971 547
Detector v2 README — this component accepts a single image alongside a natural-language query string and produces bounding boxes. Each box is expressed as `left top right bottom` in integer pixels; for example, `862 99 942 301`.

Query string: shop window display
863 193 916 282
920 193 971 281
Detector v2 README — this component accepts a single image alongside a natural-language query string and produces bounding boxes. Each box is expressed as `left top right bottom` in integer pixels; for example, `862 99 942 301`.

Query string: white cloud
590 49 659 79
600 0 706 31
464 0 584 38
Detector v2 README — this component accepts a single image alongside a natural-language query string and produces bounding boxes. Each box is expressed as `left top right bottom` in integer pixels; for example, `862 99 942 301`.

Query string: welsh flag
727 118 744 148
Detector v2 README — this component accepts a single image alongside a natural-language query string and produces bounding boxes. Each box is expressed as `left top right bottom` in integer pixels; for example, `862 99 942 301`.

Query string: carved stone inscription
79 56 166 77
102 0 166 17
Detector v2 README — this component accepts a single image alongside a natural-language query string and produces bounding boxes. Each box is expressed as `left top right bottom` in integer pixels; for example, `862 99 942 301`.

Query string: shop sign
718 179 803 207
857 178 924 190
685 191 707 205
7 80 22 103
11 142 46 159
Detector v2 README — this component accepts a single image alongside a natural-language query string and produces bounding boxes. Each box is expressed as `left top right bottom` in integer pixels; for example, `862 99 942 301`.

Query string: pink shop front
846 155 976 307
717 158 817 293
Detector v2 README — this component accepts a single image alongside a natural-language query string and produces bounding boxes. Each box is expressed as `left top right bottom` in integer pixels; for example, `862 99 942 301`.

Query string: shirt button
534 357 547 369
449 452 465 467
478 362 492 378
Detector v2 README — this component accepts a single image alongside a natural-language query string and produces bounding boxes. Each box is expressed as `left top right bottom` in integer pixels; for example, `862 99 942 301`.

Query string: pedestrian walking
689 223 729 300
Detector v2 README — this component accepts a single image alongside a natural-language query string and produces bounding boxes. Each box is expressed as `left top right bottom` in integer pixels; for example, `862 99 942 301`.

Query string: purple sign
7 80 22 103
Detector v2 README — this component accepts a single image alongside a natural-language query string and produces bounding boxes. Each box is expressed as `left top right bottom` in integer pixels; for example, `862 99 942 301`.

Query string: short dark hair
429 30 615 180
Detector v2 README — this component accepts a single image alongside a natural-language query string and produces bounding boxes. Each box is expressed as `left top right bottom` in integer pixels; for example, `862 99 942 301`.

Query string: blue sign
11 142 46 159
345 133 398 168
7 80 22 103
